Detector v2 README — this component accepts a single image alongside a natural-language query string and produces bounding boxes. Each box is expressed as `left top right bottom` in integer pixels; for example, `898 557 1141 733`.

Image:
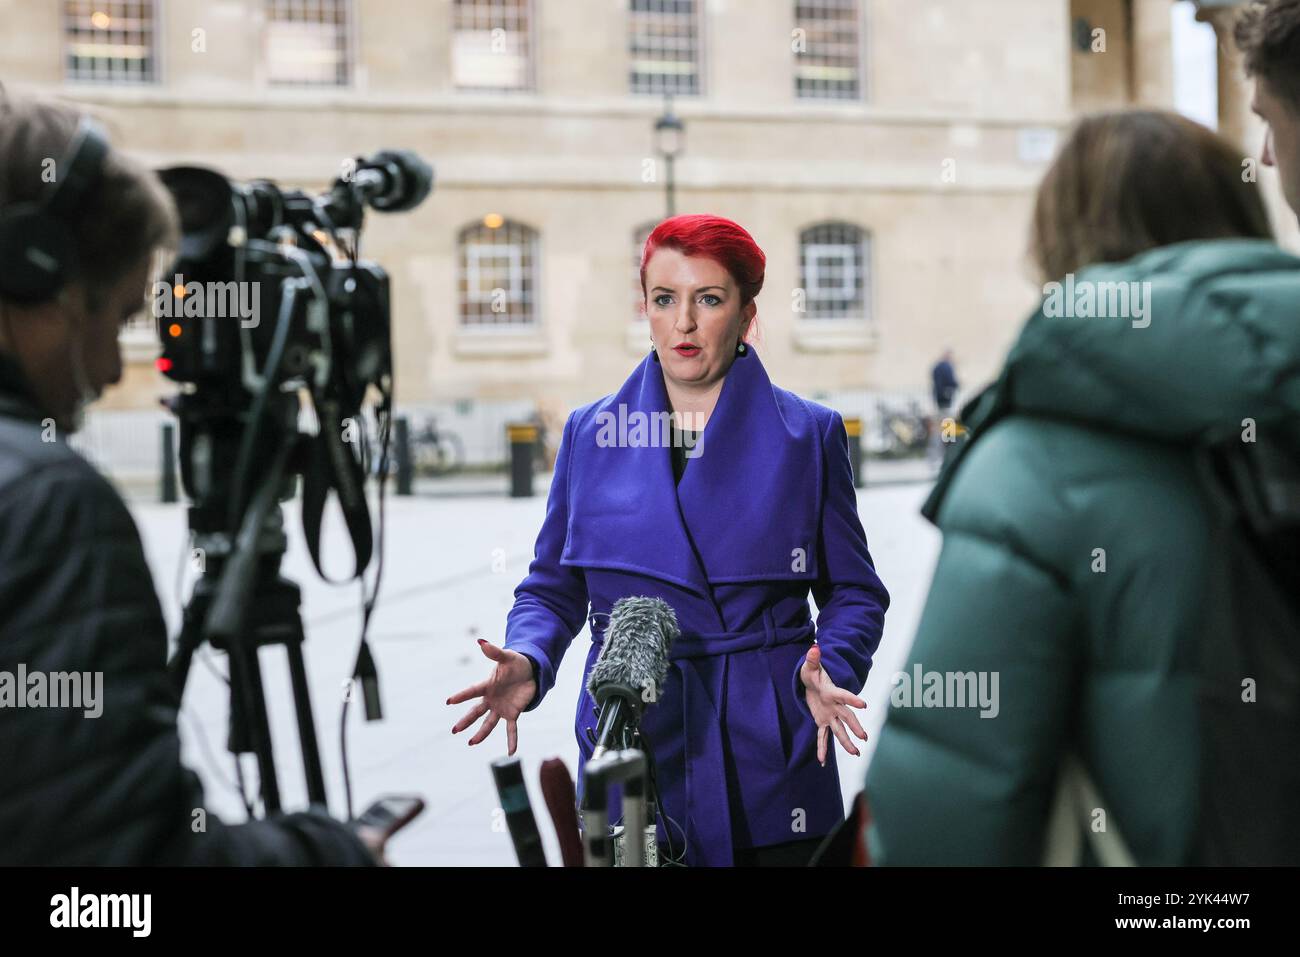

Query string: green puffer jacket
864 238 1300 865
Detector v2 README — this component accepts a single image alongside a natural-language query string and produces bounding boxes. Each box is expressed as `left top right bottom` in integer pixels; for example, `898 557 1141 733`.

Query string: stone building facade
1 0 1290 426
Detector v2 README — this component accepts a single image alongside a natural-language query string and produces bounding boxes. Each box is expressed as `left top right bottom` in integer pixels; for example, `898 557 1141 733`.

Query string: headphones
0 116 109 305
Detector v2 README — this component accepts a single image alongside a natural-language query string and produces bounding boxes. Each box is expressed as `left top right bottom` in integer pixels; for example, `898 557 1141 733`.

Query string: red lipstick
673 343 701 357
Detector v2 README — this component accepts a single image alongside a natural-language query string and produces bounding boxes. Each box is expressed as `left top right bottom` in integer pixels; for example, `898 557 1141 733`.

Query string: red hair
639 214 767 307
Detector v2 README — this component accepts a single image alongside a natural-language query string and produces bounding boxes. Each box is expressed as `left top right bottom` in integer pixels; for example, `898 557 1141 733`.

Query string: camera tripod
167 439 327 814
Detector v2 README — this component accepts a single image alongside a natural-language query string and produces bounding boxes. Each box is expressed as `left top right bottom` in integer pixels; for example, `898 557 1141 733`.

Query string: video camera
157 151 432 818
156 151 430 543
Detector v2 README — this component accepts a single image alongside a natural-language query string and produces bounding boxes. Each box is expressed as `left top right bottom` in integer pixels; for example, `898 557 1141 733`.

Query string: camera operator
0 92 379 865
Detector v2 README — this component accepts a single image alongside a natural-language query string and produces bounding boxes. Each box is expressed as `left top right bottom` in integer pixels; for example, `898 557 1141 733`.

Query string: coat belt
588 611 816 866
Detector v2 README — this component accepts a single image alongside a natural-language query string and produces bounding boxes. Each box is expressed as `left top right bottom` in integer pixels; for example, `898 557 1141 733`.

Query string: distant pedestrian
927 350 959 464
930 350 958 416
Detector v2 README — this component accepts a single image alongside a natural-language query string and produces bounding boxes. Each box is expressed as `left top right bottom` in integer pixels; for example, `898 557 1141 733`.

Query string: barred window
794 0 862 100
63 1 158 84
629 0 703 97
800 222 869 320
264 0 352 87
632 220 658 320
452 0 534 92
458 219 539 328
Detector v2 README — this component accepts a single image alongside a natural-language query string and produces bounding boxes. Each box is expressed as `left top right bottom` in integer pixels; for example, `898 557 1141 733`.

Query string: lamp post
654 95 685 219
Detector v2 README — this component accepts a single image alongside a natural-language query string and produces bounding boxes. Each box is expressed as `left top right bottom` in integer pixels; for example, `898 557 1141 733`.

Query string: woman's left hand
799 645 869 765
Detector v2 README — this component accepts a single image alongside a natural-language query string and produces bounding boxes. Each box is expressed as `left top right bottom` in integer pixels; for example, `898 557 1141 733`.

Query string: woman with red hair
449 214 890 866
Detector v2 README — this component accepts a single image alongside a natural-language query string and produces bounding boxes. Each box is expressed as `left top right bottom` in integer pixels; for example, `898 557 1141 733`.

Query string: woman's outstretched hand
447 639 537 756
799 644 869 765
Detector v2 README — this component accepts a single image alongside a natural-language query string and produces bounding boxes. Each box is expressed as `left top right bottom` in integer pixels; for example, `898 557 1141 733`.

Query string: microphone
490 756 547 867
585 597 678 760
350 150 433 212
539 758 584 867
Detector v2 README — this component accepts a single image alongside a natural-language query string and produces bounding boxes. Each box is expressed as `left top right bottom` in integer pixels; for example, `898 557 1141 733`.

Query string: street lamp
654 95 685 219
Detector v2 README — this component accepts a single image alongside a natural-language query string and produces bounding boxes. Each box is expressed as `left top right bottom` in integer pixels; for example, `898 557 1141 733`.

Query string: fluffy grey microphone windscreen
585 596 679 704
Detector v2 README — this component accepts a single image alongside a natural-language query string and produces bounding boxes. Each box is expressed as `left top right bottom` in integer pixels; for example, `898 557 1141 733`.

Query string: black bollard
394 416 413 496
941 415 968 468
507 423 536 498
843 416 864 488
160 421 178 504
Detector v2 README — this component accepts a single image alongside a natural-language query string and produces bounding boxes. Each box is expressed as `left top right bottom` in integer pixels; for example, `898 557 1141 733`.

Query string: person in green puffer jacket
863 109 1300 865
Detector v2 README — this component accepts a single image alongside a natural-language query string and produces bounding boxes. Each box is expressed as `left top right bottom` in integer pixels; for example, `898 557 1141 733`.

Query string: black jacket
0 354 372 865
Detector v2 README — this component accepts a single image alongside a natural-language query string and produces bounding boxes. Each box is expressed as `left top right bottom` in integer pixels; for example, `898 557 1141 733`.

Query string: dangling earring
736 341 747 356
650 339 660 363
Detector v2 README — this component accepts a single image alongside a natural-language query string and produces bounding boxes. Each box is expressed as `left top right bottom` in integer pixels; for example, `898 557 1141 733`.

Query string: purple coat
504 345 889 865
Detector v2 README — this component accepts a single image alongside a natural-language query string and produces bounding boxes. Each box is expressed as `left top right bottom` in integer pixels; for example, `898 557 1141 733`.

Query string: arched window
799 222 870 321
457 218 539 328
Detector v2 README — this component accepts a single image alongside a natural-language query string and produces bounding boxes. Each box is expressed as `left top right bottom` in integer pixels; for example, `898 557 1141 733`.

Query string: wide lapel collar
561 347 824 593
561 351 712 596
677 346 822 583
